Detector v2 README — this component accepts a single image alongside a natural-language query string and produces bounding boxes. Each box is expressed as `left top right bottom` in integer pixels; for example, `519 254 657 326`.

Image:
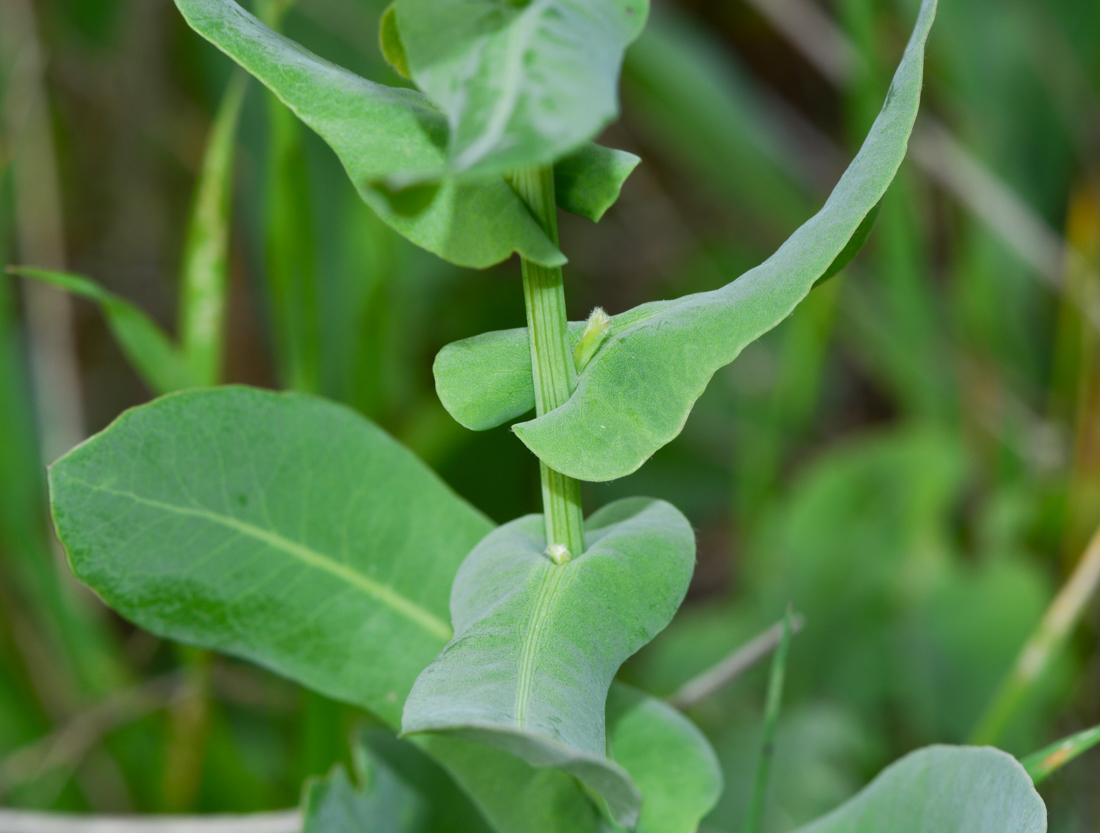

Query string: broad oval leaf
396 0 648 177
792 746 1045 833
48 387 492 728
172 0 562 269
51 387 719 833
434 0 936 480
402 497 695 827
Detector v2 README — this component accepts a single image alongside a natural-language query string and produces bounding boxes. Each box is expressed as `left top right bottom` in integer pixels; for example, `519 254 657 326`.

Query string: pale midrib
514 564 566 728
453 0 553 170
69 479 454 642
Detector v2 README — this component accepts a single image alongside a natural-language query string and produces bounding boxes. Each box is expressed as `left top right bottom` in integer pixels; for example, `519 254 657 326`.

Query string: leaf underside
792 746 1045 833
434 0 937 480
402 498 695 827
51 387 720 833
396 0 648 178
172 0 636 268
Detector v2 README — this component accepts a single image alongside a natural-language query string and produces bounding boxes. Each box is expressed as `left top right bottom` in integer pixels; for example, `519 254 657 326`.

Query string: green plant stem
512 166 585 559
742 605 794 833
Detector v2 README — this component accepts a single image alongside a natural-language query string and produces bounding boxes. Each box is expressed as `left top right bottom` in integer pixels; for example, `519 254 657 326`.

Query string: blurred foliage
0 0 1098 830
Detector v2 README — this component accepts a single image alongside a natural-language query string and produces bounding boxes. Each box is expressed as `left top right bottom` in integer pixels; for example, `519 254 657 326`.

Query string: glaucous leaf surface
363 730 496 833
791 746 1045 833
395 0 648 177
402 498 696 827
48 387 492 728
51 387 720 833
171 0 636 268
554 145 640 224
172 0 562 269
302 746 426 833
606 684 722 833
434 0 936 480
418 736 607 833
12 268 197 395
420 681 720 833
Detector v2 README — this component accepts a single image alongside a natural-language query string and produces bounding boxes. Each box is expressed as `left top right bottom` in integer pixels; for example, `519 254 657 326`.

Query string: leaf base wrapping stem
513 166 585 557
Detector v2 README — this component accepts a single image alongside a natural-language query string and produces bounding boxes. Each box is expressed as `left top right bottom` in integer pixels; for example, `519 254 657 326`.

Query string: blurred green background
1 0 1098 830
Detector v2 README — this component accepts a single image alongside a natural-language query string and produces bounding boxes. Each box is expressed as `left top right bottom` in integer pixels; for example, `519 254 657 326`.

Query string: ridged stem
512 166 585 559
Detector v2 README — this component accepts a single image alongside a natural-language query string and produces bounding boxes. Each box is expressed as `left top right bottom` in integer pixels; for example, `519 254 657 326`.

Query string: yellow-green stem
512 166 585 559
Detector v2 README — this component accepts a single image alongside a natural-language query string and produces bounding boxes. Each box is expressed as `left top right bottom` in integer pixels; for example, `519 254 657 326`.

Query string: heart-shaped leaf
402 497 695 827
791 746 1045 833
396 0 648 177
433 0 936 480
48 387 492 728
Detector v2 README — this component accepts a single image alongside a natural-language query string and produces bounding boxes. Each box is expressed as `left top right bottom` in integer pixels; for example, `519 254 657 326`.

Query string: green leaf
171 0 564 269
791 746 1045 833
363 730 496 833
606 683 722 833
418 735 607 833
434 0 937 480
302 745 426 833
379 3 411 80
257 2 321 394
815 200 881 287
1020 724 1100 785
48 386 717 831
48 387 492 728
178 70 248 387
419 681 720 833
9 267 197 395
395 0 648 177
554 145 640 224
402 497 695 827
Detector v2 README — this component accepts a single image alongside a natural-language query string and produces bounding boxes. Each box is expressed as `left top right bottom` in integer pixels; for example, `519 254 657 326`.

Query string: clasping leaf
396 0 648 177
402 497 696 827
433 0 937 480
171 0 638 268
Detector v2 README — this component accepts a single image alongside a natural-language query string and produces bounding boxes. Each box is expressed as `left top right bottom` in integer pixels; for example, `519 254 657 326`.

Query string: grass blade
9 268 196 395
742 605 794 833
970 522 1100 745
256 4 320 394
1020 724 1100 785
178 71 248 387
